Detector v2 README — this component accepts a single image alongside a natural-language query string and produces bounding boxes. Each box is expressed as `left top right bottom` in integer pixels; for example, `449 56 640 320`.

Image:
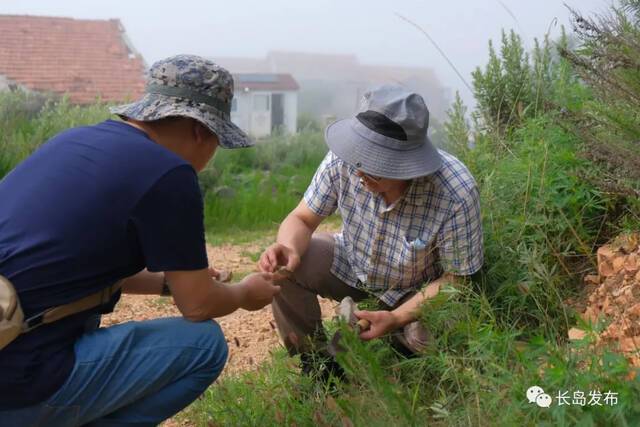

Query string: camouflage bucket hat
111 54 253 149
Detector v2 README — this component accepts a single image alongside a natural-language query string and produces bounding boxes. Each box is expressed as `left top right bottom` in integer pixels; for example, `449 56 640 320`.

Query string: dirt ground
102 227 339 426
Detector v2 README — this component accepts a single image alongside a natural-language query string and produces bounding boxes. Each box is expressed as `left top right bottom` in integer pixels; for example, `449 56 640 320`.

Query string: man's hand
208 267 222 280
258 243 301 273
354 310 400 340
208 266 232 282
238 272 281 311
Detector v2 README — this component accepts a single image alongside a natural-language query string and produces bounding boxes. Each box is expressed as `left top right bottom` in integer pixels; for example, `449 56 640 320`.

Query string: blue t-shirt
0 120 209 409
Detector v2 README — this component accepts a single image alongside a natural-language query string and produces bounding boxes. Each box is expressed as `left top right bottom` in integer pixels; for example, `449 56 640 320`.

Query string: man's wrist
390 309 414 328
229 281 248 310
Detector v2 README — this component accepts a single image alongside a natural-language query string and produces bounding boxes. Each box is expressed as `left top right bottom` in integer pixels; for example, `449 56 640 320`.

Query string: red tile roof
0 15 145 104
234 73 299 91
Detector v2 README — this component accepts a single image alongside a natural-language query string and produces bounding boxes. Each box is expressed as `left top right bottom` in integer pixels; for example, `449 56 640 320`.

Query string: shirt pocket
399 236 428 283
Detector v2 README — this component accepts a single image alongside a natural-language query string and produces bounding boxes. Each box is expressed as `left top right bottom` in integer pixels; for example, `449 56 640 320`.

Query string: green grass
202 130 328 236
241 248 266 263
185 292 640 426
0 91 112 176
206 227 276 247
468 118 609 335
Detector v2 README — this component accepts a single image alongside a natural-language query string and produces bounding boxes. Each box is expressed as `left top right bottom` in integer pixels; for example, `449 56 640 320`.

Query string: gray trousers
271 233 429 355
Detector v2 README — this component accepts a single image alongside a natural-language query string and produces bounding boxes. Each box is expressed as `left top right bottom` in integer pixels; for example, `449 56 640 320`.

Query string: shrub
443 91 471 156
202 130 327 236
0 91 111 178
471 29 575 138
559 1 640 200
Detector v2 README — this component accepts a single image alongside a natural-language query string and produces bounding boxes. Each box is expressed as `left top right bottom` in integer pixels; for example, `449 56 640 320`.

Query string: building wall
249 91 272 138
283 91 297 133
0 74 10 90
217 53 449 122
0 75 24 91
231 91 251 134
231 90 298 138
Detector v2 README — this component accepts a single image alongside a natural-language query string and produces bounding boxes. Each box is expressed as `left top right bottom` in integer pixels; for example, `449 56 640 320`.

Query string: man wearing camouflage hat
0 55 280 426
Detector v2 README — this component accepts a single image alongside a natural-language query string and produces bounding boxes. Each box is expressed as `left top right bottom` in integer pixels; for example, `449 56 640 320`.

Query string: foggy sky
0 0 612 106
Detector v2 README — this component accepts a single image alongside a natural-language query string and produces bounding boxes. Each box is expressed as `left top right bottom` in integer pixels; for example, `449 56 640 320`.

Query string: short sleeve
130 165 208 272
303 152 339 217
437 187 483 275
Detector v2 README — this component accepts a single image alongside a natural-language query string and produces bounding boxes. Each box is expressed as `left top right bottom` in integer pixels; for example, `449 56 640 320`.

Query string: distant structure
216 51 450 124
0 15 145 104
231 73 299 138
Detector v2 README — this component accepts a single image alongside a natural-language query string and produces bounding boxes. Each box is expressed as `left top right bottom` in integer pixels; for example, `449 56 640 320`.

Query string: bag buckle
22 311 45 332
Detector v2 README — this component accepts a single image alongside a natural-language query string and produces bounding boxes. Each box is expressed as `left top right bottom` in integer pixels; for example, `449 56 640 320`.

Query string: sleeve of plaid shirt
303 152 339 217
437 186 484 275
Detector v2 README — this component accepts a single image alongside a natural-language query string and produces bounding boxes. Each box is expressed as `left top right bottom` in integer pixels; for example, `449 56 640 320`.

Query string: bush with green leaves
559 1 640 199
202 130 327 237
443 91 470 156
472 30 532 133
297 111 322 133
0 91 111 178
471 28 575 137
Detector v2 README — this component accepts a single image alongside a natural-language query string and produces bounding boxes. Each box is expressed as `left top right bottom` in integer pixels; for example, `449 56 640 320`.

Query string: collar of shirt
374 175 430 214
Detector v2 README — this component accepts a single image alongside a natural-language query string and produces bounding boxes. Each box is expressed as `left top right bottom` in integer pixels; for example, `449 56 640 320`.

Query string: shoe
300 352 347 384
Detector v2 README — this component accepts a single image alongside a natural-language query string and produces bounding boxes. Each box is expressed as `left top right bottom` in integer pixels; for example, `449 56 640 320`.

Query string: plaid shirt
303 150 483 306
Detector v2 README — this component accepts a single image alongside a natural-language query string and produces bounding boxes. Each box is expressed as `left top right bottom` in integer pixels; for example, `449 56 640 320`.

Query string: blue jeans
0 316 228 426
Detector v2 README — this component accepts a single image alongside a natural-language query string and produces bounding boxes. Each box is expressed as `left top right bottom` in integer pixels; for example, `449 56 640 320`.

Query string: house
217 51 450 123
231 73 299 138
0 15 145 104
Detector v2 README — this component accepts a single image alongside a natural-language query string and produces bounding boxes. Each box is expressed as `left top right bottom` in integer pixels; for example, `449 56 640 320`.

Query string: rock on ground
572 233 640 371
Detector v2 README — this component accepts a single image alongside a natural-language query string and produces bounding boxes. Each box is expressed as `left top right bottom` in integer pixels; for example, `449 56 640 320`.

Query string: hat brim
325 118 443 179
110 93 254 149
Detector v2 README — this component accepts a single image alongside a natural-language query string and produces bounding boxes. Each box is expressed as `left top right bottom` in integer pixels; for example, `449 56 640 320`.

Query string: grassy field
201 129 328 240
0 92 111 178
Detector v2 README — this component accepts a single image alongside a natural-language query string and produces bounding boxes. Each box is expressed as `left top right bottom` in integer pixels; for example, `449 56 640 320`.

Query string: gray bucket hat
111 54 253 149
325 85 442 179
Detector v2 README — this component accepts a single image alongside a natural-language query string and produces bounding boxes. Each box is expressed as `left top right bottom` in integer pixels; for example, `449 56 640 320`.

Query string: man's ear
193 121 217 146
191 120 205 144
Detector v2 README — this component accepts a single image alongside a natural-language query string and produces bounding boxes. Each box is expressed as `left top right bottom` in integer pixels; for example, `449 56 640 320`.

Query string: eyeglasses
362 174 382 182
356 170 382 184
